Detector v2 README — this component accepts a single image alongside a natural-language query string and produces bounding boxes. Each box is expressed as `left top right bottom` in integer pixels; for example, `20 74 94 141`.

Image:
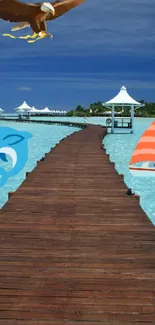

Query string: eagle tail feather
11 23 30 32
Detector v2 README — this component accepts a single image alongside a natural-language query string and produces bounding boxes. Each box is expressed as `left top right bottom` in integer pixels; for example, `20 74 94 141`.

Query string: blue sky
0 0 155 112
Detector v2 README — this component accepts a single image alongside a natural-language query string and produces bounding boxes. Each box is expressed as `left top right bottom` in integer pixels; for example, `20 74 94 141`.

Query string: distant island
66 100 155 117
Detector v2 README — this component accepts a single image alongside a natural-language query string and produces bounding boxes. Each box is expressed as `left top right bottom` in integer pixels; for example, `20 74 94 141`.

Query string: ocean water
0 120 80 208
0 116 155 226
103 118 155 225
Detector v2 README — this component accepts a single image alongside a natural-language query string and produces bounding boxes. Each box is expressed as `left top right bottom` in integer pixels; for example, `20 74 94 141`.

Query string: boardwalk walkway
0 124 155 324
0 117 85 128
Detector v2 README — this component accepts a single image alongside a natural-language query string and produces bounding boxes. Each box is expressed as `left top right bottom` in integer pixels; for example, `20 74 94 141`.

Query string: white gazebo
16 100 32 111
15 101 32 117
103 86 144 133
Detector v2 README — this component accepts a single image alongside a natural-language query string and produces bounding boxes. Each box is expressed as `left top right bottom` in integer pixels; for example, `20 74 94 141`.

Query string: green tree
66 99 155 118
75 111 85 117
66 110 74 116
76 105 84 112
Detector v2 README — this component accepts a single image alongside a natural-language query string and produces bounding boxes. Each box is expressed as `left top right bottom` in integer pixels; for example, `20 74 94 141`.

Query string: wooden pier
0 117 86 129
0 124 155 324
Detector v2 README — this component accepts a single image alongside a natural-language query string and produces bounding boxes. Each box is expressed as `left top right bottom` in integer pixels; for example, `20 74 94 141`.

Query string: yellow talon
27 32 53 43
38 31 47 38
3 32 38 40
27 32 47 43
2 33 16 39
19 32 38 40
27 39 36 43
29 32 38 39
18 35 31 39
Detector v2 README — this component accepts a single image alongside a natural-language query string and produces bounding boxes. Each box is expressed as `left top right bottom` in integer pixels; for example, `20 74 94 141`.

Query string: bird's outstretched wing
11 0 85 31
0 0 39 23
47 0 85 20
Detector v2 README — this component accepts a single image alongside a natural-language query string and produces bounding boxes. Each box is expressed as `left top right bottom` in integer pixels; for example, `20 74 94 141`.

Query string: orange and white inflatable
129 120 155 177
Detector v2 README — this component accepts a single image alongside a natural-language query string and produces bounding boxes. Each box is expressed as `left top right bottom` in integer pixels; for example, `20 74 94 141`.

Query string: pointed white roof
35 107 51 113
43 107 51 112
104 86 142 106
30 106 39 112
16 101 32 110
0 108 4 112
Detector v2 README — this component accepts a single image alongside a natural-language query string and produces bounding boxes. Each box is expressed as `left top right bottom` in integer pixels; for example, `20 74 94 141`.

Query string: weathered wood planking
0 124 155 325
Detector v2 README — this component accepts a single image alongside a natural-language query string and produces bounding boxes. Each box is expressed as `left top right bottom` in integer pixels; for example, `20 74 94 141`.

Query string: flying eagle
1 0 85 43
0 0 56 41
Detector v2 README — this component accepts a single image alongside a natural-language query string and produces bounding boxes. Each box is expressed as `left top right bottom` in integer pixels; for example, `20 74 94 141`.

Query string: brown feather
11 0 85 31
47 0 86 20
0 0 41 22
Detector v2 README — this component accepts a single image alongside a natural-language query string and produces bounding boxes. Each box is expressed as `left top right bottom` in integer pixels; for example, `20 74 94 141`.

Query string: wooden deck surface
0 124 155 324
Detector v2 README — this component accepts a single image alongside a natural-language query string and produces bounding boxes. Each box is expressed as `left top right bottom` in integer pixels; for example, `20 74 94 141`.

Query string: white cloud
8 73 155 90
17 86 32 91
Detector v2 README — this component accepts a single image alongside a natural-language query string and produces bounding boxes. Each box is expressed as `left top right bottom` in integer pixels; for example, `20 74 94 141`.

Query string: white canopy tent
29 106 39 113
104 86 142 106
14 102 67 117
16 101 32 111
103 86 143 133
31 107 50 113
15 101 32 114
28 107 50 114
42 107 51 113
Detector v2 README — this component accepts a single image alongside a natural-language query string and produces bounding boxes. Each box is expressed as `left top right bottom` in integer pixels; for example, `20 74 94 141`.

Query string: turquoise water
0 120 79 208
0 116 155 226
103 118 155 225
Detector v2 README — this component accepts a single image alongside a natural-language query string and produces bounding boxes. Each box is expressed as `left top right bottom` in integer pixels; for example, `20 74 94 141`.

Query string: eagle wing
46 0 85 20
0 0 39 23
11 0 85 31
